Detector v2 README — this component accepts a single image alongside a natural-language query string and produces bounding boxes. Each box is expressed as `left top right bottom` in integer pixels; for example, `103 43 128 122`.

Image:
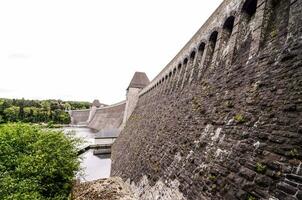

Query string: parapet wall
112 0 302 199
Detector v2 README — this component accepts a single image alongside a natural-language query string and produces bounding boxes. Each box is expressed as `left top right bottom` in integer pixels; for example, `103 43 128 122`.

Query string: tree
0 98 86 124
0 123 81 200
3 106 19 122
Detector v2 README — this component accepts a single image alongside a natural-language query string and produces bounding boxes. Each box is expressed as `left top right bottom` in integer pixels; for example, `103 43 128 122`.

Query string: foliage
234 114 245 123
288 148 299 158
247 194 256 200
0 123 81 200
255 162 267 174
0 98 90 124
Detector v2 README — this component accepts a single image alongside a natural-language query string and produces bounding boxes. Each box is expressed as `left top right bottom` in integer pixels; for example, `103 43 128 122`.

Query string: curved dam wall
69 109 90 125
112 0 302 200
88 101 126 131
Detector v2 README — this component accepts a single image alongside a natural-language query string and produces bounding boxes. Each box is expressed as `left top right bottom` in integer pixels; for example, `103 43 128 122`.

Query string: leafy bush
0 123 81 200
234 114 245 123
255 162 267 174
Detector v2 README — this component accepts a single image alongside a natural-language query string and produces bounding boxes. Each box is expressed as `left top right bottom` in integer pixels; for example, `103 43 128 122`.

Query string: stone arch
183 57 188 65
218 16 236 63
171 64 181 92
179 57 190 88
204 31 218 67
194 42 206 78
262 0 290 50
242 0 257 18
176 59 187 89
190 50 196 61
198 42 206 57
185 49 197 84
177 63 182 71
233 0 258 64
222 16 235 43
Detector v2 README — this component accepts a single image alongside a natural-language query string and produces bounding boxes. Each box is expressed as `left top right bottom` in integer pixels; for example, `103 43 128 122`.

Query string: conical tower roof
92 99 102 108
127 72 150 90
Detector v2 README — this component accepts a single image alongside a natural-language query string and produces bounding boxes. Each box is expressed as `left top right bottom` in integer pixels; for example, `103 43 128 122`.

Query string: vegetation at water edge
0 123 81 200
0 98 90 124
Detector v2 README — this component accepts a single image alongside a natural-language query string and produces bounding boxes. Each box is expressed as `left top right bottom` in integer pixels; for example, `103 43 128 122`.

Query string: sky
0 0 223 104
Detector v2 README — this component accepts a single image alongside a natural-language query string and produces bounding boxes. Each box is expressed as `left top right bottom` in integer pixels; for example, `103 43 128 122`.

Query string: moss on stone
234 114 246 123
255 162 267 174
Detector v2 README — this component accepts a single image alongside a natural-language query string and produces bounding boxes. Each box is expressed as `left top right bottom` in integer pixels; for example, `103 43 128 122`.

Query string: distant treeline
0 98 90 124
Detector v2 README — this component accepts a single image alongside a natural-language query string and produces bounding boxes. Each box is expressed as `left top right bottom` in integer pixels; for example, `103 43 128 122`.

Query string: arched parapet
138 0 243 98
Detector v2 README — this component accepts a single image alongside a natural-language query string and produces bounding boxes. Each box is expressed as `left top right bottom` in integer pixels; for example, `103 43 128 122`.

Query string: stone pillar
189 52 198 84
170 66 181 93
210 31 223 69
181 57 193 88
177 61 187 90
197 43 210 80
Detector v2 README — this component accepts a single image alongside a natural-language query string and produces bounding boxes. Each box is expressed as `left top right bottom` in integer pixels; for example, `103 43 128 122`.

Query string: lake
63 127 112 182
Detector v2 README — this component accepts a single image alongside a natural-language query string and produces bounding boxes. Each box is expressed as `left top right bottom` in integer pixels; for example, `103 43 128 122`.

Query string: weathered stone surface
110 0 302 199
72 177 135 200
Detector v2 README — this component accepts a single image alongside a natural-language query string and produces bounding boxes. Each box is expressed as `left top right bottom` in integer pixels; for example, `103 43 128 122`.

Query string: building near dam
71 0 302 199
69 71 150 134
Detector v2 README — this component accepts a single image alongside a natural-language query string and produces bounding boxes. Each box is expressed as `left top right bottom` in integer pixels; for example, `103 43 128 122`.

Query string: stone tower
87 99 102 124
122 72 149 128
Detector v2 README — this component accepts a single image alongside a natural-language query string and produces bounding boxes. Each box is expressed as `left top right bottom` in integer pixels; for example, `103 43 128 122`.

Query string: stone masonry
111 0 302 199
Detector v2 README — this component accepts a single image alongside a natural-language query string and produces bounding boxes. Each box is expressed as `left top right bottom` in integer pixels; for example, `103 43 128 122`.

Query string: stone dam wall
88 101 126 131
70 101 126 132
69 72 149 132
69 109 90 126
111 0 302 199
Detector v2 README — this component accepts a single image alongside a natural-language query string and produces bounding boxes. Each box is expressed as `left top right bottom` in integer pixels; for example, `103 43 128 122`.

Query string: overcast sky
0 0 223 104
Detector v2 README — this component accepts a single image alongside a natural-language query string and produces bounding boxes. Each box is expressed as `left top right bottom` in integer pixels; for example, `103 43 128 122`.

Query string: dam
70 0 302 199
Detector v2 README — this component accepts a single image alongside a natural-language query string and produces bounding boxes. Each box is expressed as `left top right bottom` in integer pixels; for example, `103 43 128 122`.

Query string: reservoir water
63 127 112 182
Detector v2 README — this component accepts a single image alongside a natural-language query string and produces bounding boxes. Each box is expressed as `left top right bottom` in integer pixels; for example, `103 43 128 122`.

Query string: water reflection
63 127 111 182
79 150 111 182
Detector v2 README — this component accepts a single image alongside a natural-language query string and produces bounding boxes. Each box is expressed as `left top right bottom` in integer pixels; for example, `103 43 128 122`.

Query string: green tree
0 98 88 124
0 123 81 200
3 106 19 122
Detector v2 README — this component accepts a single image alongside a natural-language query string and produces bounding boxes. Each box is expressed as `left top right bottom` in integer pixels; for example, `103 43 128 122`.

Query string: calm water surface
63 127 111 182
